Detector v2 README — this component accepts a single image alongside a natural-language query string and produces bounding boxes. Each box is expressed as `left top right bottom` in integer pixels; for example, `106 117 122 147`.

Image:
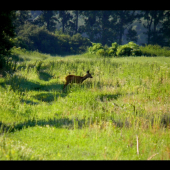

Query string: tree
79 11 115 46
80 10 104 43
161 10 170 46
126 26 138 43
113 10 139 45
72 10 79 34
14 10 32 34
97 11 113 45
58 11 73 33
38 11 58 32
0 10 16 68
141 10 165 45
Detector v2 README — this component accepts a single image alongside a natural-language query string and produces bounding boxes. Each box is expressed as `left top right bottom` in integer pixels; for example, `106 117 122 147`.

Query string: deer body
63 71 93 90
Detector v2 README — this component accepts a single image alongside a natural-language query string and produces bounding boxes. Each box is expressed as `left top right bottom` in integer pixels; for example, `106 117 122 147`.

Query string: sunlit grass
0 49 170 160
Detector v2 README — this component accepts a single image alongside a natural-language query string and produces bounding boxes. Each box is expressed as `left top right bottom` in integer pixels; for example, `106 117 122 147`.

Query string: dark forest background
1 10 170 61
27 10 170 46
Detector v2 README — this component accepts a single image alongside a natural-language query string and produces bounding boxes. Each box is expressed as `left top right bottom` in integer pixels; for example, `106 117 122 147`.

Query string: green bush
96 49 106 56
70 33 92 54
88 43 110 56
116 41 142 56
140 44 170 57
108 42 118 56
15 23 92 55
116 45 131 56
88 41 143 57
88 43 104 54
16 23 60 54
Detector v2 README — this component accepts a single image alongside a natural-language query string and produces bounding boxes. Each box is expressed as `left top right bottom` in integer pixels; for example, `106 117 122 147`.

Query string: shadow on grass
0 74 64 93
38 71 54 81
0 74 66 104
32 92 66 102
0 116 125 134
1 113 169 134
20 99 39 105
99 93 122 101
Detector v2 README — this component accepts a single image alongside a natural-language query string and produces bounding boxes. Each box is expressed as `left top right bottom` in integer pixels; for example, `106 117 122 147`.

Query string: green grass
0 49 170 160
140 44 170 57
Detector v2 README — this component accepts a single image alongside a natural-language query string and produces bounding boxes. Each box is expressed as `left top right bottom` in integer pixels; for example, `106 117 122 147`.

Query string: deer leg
63 82 69 91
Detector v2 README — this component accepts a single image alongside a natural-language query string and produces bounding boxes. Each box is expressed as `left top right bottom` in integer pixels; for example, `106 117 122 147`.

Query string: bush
15 23 92 55
88 43 110 56
88 43 104 54
88 41 142 57
70 33 92 54
17 23 59 54
108 42 118 56
88 41 170 57
0 11 15 69
96 49 106 56
116 42 142 56
116 45 131 56
140 44 170 57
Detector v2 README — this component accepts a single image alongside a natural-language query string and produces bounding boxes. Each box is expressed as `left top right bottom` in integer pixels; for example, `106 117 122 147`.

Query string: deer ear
87 70 89 73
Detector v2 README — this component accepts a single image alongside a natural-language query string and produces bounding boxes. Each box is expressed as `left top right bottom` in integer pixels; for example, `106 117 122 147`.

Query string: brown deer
63 70 93 90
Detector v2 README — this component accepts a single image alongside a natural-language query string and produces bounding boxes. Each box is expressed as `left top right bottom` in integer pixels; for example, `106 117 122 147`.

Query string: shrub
108 42 118 56
88 42 143 57
116 45 131 56
70 33 92 54
88 43 104 54
16 23 59 54
88 43 110 56
87 41 170 57
15 23 92 55
116 42 142 56
140 44 170 57
96 49 106 56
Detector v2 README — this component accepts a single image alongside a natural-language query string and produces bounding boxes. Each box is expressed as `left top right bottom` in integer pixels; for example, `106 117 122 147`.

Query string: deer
63 70 93 91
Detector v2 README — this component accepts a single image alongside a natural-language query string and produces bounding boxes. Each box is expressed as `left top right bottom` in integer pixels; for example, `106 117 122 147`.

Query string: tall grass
140 44 170 57
0 50 170 160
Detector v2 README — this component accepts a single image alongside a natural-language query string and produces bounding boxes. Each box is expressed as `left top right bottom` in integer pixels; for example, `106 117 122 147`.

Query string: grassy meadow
0 49 170 160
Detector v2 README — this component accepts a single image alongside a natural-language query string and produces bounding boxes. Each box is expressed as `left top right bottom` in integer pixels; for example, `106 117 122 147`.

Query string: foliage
113 10 140 45
116 41 142 56
15 23 92 55
58 11 73 33
12 10 170 47
0 10 16 69
88 42 142 57
140 44 170 57
79 11 139 46
141 10 166 46
108 42 118 56
88 43 104 54
34 11 58 32
14 10 32 34
160 11 170 46
96 49 106 56
126 26 138 43
70 33 91 53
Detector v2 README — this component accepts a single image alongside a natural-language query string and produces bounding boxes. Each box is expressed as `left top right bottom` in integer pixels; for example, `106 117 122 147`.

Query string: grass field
0 50 170 160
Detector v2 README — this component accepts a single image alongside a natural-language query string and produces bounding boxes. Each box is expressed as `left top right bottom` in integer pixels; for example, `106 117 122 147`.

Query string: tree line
15 10 170 46
1 10 170 69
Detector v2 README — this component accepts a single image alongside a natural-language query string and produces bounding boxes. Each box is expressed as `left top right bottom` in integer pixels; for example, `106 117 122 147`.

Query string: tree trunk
147 19 153 44
118 23 123 45
47 20 50 31
62 20 65 33
75 11 78 33
101 12 105 45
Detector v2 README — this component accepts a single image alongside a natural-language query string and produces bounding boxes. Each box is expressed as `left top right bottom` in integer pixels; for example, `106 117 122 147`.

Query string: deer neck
81 74 88 82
